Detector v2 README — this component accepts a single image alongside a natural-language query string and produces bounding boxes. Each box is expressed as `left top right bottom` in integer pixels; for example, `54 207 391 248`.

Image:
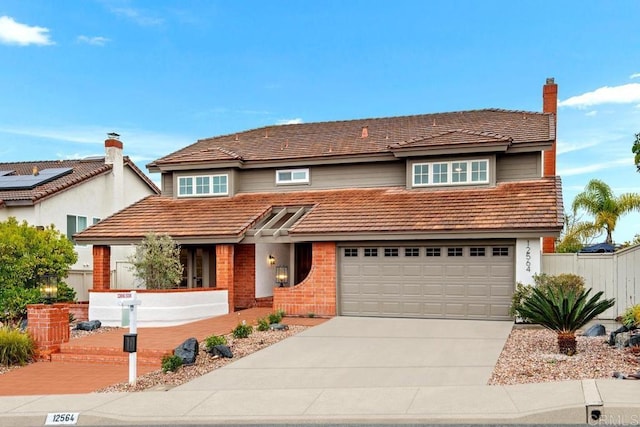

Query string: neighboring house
0 136 160 299
77 79 563 321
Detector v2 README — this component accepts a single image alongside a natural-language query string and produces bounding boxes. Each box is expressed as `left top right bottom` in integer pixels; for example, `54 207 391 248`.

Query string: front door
294 242 312 285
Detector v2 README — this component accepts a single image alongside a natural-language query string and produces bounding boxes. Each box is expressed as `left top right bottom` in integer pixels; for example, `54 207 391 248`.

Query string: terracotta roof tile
149 109 554 168
76 177 563 243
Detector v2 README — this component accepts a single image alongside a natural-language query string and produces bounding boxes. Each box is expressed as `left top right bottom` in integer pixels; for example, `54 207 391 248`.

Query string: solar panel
0 170 14 176
0 168 73 190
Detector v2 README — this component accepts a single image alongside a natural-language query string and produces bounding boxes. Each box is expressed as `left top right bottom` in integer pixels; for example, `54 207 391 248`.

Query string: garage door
339 244 514 320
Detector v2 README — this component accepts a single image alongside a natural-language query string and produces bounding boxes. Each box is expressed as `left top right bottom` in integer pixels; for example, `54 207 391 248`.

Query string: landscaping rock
269 323 289 331
629 334 640 347
609 325 635 346
583 324 606 337
75 320 101 331
212 345 233 358
174 338 199 365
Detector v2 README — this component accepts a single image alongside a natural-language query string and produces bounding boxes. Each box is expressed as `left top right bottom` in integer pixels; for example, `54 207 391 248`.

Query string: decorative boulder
583 324 606 337
609 325 634 346
174 337 199 365
269 323 289 331
75 320 101 331
212 345 233 358
628 334 640 348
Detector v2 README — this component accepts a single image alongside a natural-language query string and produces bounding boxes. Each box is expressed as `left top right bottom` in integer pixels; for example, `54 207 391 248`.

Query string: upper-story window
67 215 88 243
412 159 489 187
178 174 228 197
276 168 309 185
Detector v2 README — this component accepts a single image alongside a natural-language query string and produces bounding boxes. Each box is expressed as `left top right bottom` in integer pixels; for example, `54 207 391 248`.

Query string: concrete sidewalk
0 379 639 425
1 317 639 425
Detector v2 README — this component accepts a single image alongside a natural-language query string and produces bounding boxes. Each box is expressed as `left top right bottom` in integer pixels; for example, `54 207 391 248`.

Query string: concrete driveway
175 316 513 391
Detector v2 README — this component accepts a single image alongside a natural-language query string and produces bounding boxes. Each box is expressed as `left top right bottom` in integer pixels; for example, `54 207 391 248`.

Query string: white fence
542 244 640 319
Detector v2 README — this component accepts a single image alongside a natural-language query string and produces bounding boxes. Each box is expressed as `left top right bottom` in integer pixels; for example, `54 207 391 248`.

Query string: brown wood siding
496 153 541 182
236 162 405 193
162 173 173 197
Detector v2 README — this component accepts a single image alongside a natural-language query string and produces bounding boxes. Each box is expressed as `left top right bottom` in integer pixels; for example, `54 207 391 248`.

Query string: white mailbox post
119 291 141 385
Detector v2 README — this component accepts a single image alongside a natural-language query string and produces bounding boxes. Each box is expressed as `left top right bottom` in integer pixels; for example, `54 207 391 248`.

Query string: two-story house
76 79 563 321
0 136 160 300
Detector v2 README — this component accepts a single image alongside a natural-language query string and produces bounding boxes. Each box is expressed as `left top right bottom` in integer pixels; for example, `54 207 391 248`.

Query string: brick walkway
0 308 327 396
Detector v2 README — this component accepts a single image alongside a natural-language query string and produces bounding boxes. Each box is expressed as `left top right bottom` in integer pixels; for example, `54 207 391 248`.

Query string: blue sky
1 1 639 243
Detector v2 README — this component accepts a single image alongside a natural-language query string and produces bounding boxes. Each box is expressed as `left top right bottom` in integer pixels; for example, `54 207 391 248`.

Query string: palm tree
518 287 615 355
572 179 640 245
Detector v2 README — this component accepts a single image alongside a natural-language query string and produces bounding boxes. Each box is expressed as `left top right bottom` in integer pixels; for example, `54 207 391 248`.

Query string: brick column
216 244 235 312
234 244 256 309
27 304 70 357
273 242 337 316
93 245 111 290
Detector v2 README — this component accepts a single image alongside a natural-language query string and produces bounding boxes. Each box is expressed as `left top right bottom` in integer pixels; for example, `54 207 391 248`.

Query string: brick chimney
542 78 558 177
542 78 558 254
105 133 124 210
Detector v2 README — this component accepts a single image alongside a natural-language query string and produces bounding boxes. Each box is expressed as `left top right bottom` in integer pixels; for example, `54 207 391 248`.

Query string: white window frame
67 214 88 243
177 174 228 197
412 159 489 187
276 168 309 185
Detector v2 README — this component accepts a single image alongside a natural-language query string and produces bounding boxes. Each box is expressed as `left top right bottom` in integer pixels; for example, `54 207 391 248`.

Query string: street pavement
0 317 639 425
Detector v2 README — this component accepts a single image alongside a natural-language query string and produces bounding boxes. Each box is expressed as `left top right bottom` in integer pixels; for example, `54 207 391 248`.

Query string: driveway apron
174 317 513 391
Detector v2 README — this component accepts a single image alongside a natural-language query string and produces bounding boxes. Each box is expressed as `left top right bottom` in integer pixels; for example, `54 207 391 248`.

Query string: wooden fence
542 244 640 319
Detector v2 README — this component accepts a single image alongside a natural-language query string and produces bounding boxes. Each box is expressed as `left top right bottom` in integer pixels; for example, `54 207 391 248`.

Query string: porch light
275 265 289 287
268 254 276 266
39 274 58 304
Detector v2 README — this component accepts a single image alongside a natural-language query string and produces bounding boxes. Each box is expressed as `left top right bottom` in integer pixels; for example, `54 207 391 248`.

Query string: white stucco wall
255 243 291 298
89 289 229 327
0 165 155 272
515 238 542 286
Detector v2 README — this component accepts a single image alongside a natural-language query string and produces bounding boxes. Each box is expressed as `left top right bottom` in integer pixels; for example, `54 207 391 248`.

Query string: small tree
0 217 77 326
128 233 183 289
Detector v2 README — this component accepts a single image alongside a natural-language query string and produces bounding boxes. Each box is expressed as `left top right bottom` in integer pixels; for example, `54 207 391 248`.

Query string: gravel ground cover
489 327 640 385
97 325 307 392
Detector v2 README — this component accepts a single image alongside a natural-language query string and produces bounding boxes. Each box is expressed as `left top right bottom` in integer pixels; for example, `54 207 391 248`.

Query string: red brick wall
216 244 235 312
543 78 558 253
67 302 89 322
27 304 70 355
233 244 256 309
273 242 336 316
92 245 111 290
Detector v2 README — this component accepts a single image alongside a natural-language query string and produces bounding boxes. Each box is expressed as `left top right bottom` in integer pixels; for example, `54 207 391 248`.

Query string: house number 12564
525 240 531 272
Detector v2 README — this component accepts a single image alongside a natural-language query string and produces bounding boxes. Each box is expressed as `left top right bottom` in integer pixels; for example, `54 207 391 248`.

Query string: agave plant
518 287 615 355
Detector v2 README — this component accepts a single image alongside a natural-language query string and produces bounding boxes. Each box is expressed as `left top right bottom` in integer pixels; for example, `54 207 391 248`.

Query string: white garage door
339 244 514 320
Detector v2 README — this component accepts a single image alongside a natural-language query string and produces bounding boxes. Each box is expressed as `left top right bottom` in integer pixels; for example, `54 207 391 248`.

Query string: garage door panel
340 244 514 320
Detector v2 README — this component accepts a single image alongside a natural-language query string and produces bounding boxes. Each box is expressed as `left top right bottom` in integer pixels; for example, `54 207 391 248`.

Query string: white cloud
585 110 597 117
558 83 640 109
109 7 163 26
77 35 110 46
630 73 640 79
0 16 54 46
276 118 303 125
559 158 632 176
556 138 600 155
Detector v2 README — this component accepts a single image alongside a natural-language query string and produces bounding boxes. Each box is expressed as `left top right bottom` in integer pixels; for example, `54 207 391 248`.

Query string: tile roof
75 177 563 243
149 109 554 169
0 157 159 206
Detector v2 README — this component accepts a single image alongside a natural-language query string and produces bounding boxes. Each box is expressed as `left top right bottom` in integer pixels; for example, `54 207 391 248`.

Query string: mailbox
123 333 138 353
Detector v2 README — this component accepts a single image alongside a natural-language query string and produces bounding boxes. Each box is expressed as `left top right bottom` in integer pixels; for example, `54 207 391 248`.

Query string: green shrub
621 304 640 327
0 285 40 327
256 317 270 331
232 322 253 339
0 327 35 366
509 282 534 320
204 334 227 348
267 310 284 325
55 282 77 303
161 354 183 373
534 273 585 295
307 312 315 318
